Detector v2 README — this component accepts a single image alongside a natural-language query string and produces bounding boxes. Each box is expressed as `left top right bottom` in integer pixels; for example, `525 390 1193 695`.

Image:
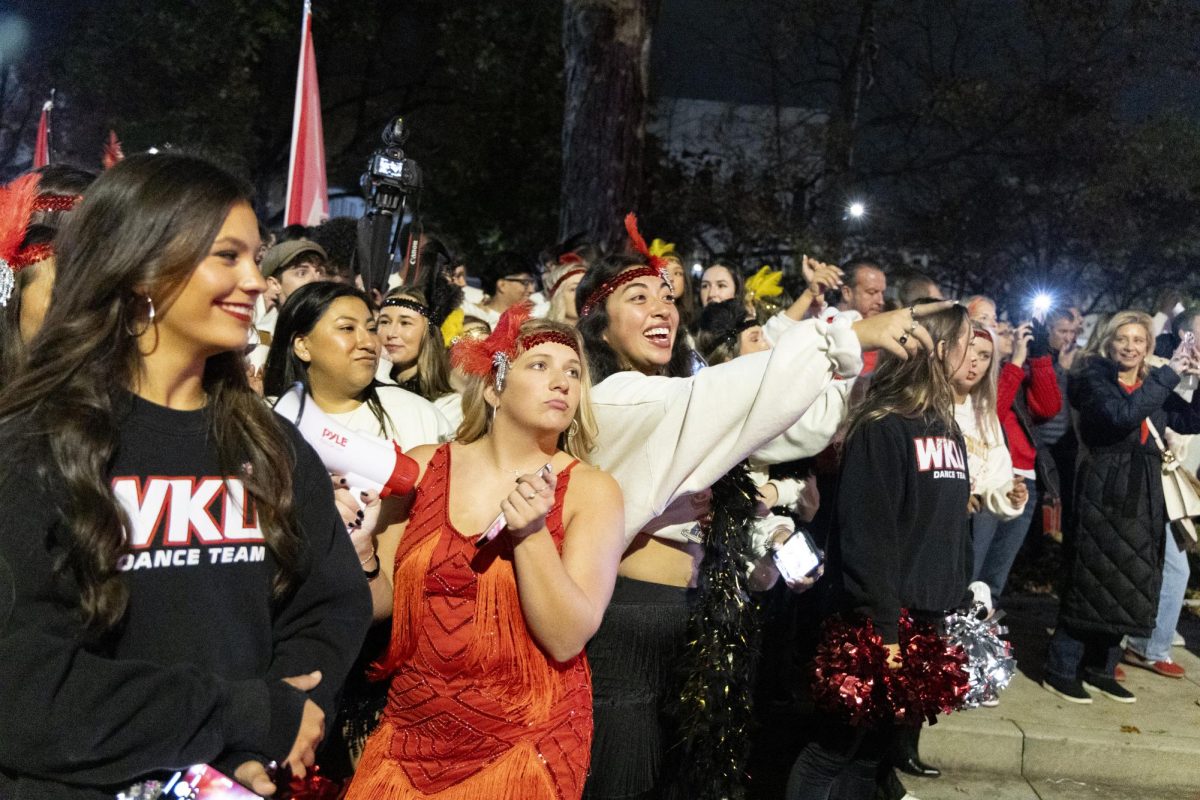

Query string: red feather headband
624 213 668 271
576 213 673 318
450 301 579 390
0 173 48 307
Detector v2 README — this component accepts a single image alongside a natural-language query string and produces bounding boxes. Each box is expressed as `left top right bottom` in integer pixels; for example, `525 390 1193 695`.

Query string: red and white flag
284 0 329 227
32 99 51 168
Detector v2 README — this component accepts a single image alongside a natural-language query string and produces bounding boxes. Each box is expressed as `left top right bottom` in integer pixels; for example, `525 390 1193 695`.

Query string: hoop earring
125 295 156 337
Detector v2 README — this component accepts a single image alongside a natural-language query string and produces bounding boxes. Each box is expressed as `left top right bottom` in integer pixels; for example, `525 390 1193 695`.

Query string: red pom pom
812 612 970 727
288 765 343 799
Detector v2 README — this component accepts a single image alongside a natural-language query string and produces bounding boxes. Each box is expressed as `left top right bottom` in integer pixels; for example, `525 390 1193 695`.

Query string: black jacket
1058 358 1200 636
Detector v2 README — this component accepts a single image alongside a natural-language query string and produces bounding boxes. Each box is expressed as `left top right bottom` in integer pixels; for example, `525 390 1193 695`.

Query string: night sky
5 0 1199 117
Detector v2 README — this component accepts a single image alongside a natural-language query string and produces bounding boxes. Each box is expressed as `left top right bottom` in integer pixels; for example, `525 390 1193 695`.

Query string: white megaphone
273 383 418 500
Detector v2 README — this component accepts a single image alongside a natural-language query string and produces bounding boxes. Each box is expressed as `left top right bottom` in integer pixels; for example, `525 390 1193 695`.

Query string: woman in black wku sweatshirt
787 302 973 800
0 153 372 798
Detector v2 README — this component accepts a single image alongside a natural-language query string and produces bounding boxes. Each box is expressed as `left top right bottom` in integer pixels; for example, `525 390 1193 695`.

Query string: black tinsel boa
669 462 761 800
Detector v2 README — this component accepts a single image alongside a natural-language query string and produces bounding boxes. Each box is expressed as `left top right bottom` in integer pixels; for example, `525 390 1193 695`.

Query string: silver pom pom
943 603 1016 708
492 351 510 392
0 260 13 308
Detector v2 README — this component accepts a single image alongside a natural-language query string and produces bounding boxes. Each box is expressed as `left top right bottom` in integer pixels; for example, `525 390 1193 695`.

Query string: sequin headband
579 265 671 318
450 301 580 391
33 194 82 213
382 296 431 319
549 266 586 298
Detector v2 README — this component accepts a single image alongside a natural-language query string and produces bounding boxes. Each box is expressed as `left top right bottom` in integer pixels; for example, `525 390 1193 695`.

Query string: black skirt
583 576 693 800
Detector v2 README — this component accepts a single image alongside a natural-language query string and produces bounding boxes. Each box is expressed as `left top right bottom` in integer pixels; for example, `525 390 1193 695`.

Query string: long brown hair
0 153 305 632
845 303 972 439
456 318 597 459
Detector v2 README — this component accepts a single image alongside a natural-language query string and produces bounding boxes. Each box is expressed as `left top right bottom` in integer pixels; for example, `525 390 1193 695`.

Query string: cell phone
476 463 554 547
118 765 262 800
771 528 823 584
1180 332 1199 392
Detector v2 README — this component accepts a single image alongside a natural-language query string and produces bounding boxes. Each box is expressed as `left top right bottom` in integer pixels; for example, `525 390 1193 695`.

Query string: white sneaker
1173 629 1186 648
980 697 1000 707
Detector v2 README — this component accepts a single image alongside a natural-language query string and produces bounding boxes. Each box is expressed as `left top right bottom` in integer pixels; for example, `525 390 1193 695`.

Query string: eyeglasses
501 275 537 288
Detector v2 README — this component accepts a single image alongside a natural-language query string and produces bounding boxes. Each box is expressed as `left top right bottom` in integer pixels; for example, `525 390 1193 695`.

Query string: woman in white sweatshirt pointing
573 234 952 799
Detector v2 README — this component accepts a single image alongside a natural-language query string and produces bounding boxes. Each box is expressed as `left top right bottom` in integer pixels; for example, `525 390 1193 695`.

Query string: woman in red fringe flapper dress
346 307 625 800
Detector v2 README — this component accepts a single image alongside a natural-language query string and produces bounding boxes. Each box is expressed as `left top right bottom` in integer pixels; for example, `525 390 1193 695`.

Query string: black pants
786 714 900 800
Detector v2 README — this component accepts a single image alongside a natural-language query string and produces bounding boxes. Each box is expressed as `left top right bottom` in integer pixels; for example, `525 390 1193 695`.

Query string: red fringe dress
346 444 593 800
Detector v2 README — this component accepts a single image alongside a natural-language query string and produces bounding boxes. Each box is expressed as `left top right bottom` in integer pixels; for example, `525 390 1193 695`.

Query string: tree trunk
560 0 652 250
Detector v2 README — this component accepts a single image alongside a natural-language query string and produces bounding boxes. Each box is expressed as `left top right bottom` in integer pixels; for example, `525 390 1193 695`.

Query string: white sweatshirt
327 384 451 451
589 317 862 544
954 397 1025 520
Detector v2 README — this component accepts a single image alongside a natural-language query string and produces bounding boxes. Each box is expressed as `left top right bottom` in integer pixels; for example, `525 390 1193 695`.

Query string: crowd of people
0 153 1197 800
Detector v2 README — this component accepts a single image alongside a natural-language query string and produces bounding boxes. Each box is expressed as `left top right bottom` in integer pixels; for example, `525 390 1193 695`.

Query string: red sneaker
1123 649 1186 679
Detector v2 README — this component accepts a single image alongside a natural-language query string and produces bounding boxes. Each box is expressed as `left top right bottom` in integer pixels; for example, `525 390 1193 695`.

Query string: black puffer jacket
1059 357 1200 636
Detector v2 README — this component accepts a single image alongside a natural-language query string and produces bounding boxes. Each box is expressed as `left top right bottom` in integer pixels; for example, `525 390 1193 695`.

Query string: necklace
498 461 549 479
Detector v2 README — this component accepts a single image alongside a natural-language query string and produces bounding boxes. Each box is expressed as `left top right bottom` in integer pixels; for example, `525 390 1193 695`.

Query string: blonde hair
966 323 1003 446
1078 310 1155 380
546 280 580 325
455 318 597 460
965 294 996 322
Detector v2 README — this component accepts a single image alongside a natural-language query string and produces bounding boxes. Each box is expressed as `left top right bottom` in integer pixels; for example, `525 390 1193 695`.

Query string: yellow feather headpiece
745 265 783 300
648 238 677 259
440 307 465 347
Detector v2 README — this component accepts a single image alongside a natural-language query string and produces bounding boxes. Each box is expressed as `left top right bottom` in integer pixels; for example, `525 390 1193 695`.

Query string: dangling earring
146 295 156 322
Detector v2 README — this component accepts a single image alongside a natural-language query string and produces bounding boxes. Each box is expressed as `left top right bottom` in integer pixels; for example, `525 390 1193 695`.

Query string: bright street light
847 201 866 219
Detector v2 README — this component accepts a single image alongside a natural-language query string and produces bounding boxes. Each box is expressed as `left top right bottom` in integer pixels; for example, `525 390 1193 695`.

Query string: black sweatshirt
0 395 372 798
828 413 972 641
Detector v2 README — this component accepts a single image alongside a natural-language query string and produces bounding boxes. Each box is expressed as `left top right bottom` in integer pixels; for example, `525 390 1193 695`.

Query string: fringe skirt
582 577 693 800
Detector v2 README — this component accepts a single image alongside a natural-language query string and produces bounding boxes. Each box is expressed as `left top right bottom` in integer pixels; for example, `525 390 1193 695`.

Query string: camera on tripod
363 117 421 209
357 116 423 293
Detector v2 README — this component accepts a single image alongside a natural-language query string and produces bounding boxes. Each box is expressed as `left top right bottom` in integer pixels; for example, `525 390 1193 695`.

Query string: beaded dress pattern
347 444 592 800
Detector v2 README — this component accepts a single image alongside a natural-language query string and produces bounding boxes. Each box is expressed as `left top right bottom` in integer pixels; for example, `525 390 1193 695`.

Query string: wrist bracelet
361 549 380 580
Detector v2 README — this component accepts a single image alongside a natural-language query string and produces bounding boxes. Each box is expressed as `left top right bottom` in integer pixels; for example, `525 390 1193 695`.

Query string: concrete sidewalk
919 595 1200 795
